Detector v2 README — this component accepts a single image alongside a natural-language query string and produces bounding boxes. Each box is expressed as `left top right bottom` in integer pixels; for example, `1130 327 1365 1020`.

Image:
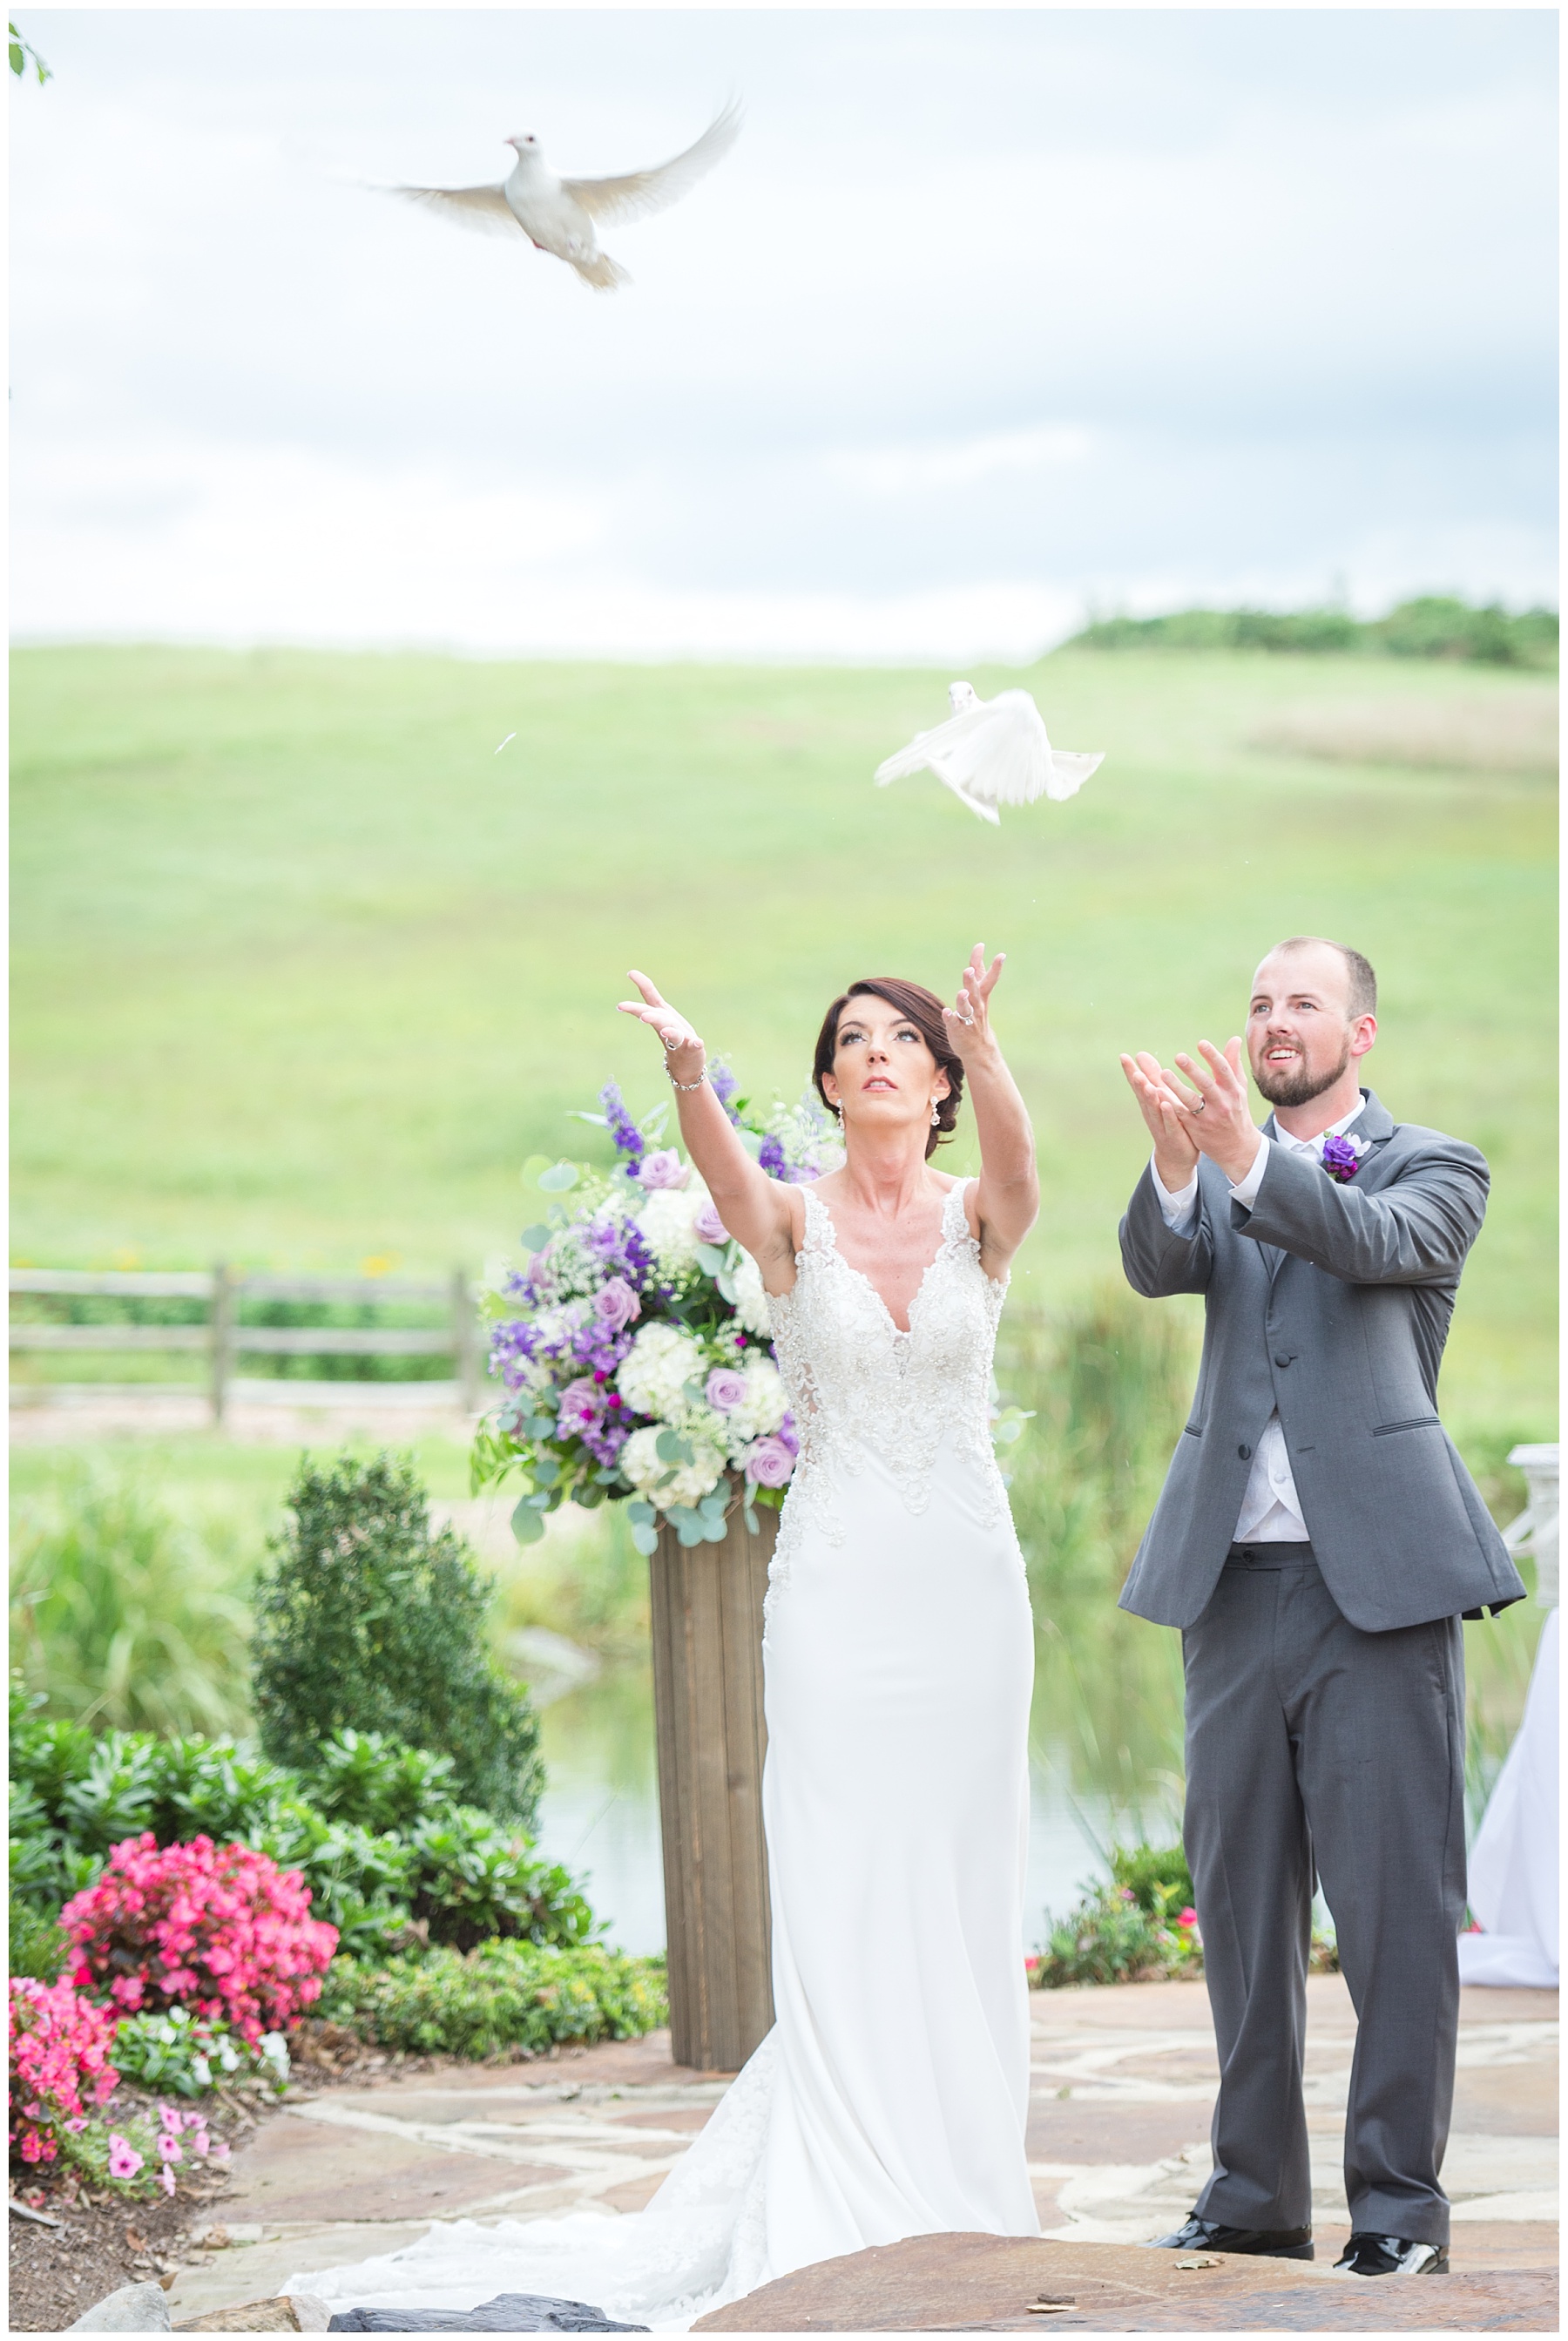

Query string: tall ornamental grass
10 1466 252 1737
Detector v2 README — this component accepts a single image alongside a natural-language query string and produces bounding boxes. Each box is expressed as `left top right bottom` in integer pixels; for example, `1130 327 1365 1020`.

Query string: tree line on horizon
1067 594 1557 667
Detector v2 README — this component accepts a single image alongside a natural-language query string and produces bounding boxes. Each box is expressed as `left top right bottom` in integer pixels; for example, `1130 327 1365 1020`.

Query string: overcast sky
10 7 1558 661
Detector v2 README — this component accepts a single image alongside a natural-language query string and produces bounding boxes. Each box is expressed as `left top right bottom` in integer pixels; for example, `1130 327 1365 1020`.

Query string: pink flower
159 2163 176 2196
693 1199 729 1245
209 2141 230 2162
107 2135 144 2180
593 1275 641 1333
64 2116 88 2134
705 1367 749 1412
637 1148 688 1190
191 2129 211 2157
558 1376 605 1436
1178 1907 1198 1929
743 1434 796 1489
157 2134 182 2163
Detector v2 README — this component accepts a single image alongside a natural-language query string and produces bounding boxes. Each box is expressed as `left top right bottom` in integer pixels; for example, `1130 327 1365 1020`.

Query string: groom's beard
1252 1039 1352 1108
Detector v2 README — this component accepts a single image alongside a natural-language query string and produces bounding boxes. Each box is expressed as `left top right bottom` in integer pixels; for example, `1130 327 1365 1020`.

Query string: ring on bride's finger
662 1032 680 1050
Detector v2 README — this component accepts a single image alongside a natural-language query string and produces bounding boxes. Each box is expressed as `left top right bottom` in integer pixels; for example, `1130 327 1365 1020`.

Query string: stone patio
163 1977 1557 2331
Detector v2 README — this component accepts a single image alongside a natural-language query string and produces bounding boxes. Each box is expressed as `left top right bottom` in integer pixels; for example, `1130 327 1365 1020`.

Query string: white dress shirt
1152 1097 1368 1543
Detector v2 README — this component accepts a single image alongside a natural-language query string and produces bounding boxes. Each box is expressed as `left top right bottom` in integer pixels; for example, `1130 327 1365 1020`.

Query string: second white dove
875 683 1104 824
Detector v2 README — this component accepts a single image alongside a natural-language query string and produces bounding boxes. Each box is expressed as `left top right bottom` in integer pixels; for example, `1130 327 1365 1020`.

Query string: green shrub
10 1465 252 1736
111 2006 289 2098
251 1452 543 1828
317 1940 667 2060
8 1893 69 1982
1035 1878 1200 1988
1110 1841 1193 1912
10 1685 589 1962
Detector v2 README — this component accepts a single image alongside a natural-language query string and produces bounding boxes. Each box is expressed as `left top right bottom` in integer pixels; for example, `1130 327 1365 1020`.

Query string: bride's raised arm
617 969 800 1284
943 945 1039 1277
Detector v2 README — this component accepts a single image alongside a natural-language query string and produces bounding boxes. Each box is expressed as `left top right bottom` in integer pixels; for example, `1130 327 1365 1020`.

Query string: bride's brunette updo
812 977 965 1162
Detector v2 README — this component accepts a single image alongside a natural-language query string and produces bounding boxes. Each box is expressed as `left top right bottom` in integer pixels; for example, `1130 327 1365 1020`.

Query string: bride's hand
942 944 1004 1059
618 970 707 1083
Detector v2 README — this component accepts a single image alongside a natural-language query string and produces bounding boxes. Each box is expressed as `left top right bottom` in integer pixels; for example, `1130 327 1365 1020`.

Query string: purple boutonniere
1321 1133 1368 1183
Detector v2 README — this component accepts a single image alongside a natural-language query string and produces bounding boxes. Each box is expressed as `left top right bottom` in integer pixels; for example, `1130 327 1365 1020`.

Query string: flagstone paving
163 1979 1557 2329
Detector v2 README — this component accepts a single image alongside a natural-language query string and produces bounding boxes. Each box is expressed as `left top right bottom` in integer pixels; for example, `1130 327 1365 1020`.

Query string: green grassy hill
10 642 1557 1442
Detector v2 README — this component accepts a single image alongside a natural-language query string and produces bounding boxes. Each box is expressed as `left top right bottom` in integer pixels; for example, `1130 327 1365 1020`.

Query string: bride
293 947 1042 2331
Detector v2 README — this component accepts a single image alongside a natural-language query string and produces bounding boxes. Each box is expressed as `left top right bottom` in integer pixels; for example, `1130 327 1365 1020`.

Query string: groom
1117 936 1524 2277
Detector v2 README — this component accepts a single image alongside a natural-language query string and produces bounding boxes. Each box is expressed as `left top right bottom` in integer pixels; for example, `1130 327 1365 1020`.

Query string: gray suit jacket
1118 1088 1525 1634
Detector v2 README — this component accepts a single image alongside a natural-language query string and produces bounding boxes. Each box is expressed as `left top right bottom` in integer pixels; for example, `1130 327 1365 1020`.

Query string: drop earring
835 1104 846 1133
930 1101 940 1127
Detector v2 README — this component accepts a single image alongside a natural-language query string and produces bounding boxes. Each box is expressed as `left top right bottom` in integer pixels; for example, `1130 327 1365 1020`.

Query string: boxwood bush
317 1941 667 2060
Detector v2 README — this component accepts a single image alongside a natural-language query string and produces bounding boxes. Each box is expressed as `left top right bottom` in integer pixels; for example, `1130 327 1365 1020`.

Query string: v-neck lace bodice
763 1182 1011 1627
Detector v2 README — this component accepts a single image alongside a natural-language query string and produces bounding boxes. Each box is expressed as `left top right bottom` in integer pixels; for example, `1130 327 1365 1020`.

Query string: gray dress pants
1182 1545 1466 2245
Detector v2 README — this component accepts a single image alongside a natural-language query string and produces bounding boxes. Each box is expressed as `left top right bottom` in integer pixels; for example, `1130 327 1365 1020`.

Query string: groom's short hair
1268 937 1377 1020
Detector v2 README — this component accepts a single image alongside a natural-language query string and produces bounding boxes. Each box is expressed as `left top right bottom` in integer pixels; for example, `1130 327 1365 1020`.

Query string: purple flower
758 1134 787 1181
600 1082 645 1174
708 1059 744 1127
638 1148 688 1190
558 1377 604 1437
1321 1133 1366 1184
594 1275 641 1332
744 1433 797 1488
693 1199 729 1245
705 1367 749 1412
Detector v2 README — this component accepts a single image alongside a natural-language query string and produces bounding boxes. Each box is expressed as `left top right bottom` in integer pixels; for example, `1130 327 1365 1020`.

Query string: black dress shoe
1334 2233 1450 2277
1148 2213 1314 2260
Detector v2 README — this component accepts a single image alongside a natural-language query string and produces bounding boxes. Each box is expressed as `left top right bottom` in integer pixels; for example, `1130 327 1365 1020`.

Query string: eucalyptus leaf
626 1500 656 1526
526 1415 555 1441
716 1272 739 1303
521 1154 551 1184
576 1482 605 1508
521 1225 554 1252
537 1161 578 1193
694 1243 727 1276
744 1506 760 1536
510 1499 547 1546
701 1517 728 1543
531 1458 559 1488
655 1430 693 1465
675 1519 706 1548
630 1523 659 1558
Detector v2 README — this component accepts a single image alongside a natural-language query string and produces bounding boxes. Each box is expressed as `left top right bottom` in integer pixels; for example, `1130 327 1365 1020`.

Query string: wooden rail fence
9 1269 483 1424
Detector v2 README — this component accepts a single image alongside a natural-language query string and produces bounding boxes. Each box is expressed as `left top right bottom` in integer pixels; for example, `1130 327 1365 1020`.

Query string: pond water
530 1595 1546 1956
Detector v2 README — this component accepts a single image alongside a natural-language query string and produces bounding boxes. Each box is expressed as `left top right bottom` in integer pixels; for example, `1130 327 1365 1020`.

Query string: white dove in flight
874 682 1105 825
392 101 740 291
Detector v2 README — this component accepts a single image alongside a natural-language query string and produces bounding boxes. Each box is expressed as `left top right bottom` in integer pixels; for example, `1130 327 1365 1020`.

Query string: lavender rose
705 1366 749 1412
1321 1134 1366 1185
744 1433 796 1488
558 1376 604 1437
693 1199 729 1245
594 1275 641 1333
638 1149 689 1191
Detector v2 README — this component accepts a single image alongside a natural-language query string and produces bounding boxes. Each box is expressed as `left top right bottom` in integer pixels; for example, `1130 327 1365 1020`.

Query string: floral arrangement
9 1976 119 2167
1321 1132 1368 1183
473 1066 843 1553
61 1834 339 2043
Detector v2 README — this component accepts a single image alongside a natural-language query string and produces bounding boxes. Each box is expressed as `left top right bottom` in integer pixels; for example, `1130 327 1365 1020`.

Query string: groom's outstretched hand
1163 1039 1265 1186
1120 1052 1201 1194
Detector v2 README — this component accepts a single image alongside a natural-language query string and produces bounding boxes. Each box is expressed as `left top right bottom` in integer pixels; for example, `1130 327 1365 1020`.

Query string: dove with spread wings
875 682 1104 825
391 101 740 290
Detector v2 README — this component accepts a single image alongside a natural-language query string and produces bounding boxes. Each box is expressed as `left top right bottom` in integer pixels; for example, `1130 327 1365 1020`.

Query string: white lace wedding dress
291 1179 1039 2330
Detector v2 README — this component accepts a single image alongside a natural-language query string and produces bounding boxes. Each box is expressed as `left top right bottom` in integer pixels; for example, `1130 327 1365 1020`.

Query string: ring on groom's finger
1191 1097 1206 1113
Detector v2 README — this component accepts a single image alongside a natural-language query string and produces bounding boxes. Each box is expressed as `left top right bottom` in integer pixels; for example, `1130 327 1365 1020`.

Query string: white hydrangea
723 1357 787 1445
620 1424 727 1509
636 1185 706 1275
730 1249 774 1337
617 1322 705 1422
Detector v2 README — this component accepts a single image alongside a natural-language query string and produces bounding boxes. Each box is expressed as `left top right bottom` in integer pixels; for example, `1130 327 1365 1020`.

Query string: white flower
637 1185 706 1274
617 1322 705 1421
730 1250 774 1337
723 1357 787 1445
620 1424 727 1510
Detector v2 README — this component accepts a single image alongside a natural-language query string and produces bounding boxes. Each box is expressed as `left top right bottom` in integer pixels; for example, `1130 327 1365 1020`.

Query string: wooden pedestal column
648 1502 775 2073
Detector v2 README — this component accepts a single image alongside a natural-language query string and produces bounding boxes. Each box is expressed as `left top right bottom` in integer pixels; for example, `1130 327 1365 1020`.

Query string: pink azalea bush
61 1834 338 2043
9 1977 119 2166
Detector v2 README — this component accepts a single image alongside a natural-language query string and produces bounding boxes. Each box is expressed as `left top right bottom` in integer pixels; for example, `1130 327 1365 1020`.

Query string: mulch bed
9 2079 263 2334
10 2029 611 2330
